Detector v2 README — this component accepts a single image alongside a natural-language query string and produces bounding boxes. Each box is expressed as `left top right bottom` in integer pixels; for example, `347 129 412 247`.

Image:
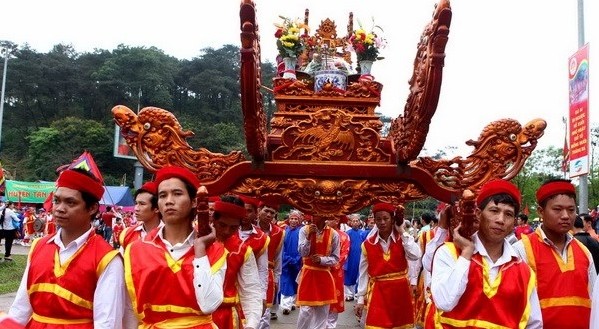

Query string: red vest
265 224 285 306
415 228 436 326
330 229 349 313
26 232 118 328
437 243 534 329
242 226 268 260
362 231 414 328
125 237 227 328
296 226 337 306
521 230 591 329
213 234 251 329
119 224 143 249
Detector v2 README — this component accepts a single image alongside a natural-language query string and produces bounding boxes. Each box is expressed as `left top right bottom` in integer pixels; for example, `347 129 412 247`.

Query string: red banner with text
568 43 590 177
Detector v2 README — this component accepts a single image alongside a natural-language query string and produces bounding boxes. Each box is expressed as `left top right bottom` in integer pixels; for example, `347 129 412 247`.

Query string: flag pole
576 0 588 213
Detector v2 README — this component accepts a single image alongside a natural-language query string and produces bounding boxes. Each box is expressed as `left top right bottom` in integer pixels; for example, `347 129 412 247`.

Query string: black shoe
4 256 13 261
291 305 296 311
282 309 290 315
345 296 354 301
270 313 278 320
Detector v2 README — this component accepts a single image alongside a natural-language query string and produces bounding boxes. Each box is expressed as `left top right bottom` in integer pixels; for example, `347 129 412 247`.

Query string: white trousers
297 305 330 329
326 311 339 328
280 294 296 311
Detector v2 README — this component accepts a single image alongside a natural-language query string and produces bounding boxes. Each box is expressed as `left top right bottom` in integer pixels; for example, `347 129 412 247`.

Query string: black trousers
0 229 17 257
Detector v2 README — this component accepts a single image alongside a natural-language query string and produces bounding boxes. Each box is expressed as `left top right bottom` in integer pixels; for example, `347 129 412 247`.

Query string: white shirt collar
472 232 518 265
48 227 94 250
156 226 195 249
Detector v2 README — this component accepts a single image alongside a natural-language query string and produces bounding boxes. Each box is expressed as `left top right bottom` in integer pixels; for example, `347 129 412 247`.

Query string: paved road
0 244 362 328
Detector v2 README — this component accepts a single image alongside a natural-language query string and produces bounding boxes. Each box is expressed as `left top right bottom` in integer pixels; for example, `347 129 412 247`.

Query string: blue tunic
280 224 303 296
344 227 365 286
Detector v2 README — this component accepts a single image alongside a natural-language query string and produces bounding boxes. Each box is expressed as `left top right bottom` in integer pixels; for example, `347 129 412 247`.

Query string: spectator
0 201 20 261
574 214 599 273
514 213 533 240
101 206 115 243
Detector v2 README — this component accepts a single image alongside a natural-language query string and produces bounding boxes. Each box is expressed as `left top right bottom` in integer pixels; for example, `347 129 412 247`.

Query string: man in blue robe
344 214 365 301
279 210 303 314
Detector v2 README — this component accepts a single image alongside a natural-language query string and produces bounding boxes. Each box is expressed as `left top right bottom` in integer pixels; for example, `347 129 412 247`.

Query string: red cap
239 195 260 208
214 200 247 219
339 215 348 224
138 181 157 195
536 181 575 204
56 169 104 201
372 203 396 214
476 179 521 206
259 200 280 211
155 166 201 190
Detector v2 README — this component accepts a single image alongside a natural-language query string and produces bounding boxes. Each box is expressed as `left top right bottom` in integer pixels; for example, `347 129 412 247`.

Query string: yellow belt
303 265 330 271
140 315 213 328
32 312 92 325
371 270 407 281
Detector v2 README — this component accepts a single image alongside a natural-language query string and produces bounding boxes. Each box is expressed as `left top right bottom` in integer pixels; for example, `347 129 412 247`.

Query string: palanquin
112 0 545 235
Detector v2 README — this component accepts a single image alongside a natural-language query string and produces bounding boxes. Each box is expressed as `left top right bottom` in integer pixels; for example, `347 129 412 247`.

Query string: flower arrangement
274 16 309 58
347 19 386 62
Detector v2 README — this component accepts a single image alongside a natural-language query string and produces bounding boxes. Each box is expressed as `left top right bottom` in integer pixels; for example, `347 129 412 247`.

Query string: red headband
536 181 575 204
259 200 280 211
476 179 521 206
214 201 247 219
155 166 201 190
372 202 396 214
239 195 260 208
56 170 104 201
138 181 157 195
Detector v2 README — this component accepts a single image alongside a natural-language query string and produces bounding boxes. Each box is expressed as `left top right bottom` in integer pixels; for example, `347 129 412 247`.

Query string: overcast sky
1 0 597 158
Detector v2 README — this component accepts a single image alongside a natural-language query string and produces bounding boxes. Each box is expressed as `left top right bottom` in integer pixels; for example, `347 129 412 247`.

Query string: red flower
274 29 283 38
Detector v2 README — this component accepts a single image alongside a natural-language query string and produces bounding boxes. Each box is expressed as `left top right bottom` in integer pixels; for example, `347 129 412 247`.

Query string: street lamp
0 42 17 152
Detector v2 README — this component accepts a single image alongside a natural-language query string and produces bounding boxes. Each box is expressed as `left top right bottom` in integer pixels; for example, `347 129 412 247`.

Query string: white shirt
298 226 340 267
239 226 269 299
422 227 449 290
156 228 227 314
1 207 19 230
9 228 126 329
356 228 421 305
430 232 542 328
235 246 263 329
260 223 284 286
591 274 599 329
512 226 597 294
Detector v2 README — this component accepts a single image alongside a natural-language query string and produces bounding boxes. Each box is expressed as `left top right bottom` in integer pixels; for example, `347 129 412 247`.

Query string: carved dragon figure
414 118 547 192
112 105 245 180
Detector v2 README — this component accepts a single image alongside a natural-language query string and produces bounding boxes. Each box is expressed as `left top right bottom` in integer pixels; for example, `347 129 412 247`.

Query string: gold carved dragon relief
233 178 428 217
414 118 546 192
112 105 245 180
272 108 390 162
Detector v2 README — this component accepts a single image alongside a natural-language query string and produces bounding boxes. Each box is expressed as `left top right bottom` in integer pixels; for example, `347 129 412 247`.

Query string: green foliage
0 255 27 294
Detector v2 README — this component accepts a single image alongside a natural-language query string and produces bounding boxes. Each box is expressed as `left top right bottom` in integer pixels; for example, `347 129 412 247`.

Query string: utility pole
0 46 10 152
576 0 588 213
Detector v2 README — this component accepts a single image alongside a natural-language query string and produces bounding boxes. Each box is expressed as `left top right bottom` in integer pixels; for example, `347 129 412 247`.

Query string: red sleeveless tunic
26 232 119 329
437 243 534 329
296 226 337 306
521 229 591 329
362 231 414 329
265 224 285 306
125 237 227 328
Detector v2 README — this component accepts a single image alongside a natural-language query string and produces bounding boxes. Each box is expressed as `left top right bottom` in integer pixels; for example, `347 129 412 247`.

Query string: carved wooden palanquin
112 0 546 231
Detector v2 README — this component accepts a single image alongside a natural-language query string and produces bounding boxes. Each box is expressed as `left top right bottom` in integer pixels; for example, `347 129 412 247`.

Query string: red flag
562 134 569 173
43 192 54 212
66 151 104 183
